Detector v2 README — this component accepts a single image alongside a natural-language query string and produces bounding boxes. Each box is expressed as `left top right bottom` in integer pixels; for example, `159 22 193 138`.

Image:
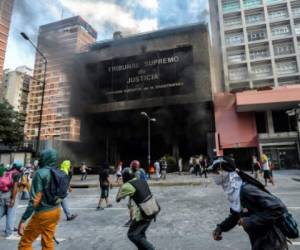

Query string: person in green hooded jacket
18 149 61 250
60 160 77 221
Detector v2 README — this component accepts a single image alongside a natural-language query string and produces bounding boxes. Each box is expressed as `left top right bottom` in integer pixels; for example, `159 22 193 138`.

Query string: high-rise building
25 16 97 142
1 66 32 114
0 0 14 81
209 0 300 169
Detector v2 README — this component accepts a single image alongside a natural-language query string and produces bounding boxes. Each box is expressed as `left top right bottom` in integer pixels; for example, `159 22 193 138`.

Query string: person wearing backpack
116 167 159 250
209 157 289 250
18 149 61 250
60 160 77 221
0 161 23 239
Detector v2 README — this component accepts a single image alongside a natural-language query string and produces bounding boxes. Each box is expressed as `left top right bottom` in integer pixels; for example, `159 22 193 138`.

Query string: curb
71 180 210 188
292 178 300 182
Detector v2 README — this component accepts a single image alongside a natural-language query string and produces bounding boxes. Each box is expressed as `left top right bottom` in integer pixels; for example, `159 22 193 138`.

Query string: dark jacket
218 183 288 250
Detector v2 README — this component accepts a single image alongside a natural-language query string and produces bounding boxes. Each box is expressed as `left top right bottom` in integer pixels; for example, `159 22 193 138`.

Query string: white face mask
212 170 229 185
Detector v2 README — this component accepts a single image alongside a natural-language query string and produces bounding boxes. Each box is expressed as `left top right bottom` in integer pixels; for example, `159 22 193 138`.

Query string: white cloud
58 0 158 35
138 0 159 11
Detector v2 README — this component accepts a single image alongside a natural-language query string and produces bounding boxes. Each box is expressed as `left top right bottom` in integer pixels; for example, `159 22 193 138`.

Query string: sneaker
67 214 78 221
96 206 104 210
5 234 20 240
107 204 112 208
123 219 132 227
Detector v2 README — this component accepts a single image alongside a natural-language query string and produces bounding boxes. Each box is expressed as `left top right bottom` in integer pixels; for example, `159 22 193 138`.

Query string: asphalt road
1 171 300 250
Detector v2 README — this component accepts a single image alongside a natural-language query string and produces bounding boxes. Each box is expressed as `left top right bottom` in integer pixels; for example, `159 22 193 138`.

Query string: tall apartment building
1 66 32 114
209 0 300 169
25 16 97 142
0 0 14 81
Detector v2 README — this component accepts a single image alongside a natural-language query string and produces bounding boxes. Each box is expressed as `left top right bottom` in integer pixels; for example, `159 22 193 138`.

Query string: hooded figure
209 157 288 250
18 149 61 250
60 160 71 175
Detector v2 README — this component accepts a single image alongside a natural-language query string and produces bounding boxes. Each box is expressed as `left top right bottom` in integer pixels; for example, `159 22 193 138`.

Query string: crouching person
116 167 160 250
18 149 61 250
209 157 288 250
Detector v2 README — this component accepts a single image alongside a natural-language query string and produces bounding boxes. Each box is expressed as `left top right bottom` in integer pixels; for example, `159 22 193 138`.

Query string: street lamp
141 112 156 166
21 32 47 155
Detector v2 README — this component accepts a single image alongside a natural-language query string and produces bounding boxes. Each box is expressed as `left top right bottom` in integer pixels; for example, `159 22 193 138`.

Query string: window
295 24 300 35
229 66 248 80
227 50 246 63
273 42 294 56
243 0 262 8
276 60 298 75
225 32 244 45
249 46 269 59
222 0 240 13
248 29 267 42
271 24 291 37
292 7 300 17
268 9 288 20
224 15 242 27
245 12 264 24
272 110 297 133
251 63 272 77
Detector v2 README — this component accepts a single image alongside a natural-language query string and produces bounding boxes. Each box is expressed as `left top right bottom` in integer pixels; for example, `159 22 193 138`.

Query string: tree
0 101 25 146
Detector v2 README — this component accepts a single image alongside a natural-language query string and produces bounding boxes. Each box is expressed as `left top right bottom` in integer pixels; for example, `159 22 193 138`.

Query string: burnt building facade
72 24 214 165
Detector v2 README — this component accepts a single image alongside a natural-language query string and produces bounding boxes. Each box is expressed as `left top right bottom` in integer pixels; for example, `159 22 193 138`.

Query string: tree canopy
0 101 25 146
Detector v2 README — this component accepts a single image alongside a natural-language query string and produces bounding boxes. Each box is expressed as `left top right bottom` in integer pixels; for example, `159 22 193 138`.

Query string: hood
39 149 58 168
60 160 71 175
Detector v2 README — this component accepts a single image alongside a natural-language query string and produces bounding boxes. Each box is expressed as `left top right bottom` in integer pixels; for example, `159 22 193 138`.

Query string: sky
5 0 209 70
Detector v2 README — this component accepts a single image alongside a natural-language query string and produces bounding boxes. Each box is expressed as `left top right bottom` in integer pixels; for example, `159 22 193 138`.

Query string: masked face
212 170 229 185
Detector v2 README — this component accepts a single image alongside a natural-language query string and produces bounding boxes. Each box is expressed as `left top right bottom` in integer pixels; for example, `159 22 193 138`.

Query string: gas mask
212 170 229 185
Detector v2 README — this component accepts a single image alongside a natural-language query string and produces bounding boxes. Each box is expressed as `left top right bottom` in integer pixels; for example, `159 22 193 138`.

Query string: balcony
229 65 248 81
227 53 246 64
271 24 291 38
276 59 298 75
224 14 242 29
245 11 265 25
247 28 267 42
225 31 244 46
249 45 270 60
273 41 295 56
251 62 273 78
222 0 240 13
243 0 262 9
292 7 300 18
268 8 289 21
266 0 286 5
295 24 300 36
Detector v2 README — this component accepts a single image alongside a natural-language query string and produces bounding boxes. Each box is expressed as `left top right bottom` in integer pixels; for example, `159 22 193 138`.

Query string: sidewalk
71 173 210 188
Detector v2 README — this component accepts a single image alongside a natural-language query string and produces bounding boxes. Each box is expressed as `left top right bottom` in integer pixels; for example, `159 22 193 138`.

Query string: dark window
272 110 297 132
255 111 267 133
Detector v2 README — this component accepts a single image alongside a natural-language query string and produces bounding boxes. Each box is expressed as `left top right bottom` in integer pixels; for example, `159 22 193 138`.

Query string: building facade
210 0 300 169
72 24 214 165
25 16 97 143
0 0 14 81
1 66 32 114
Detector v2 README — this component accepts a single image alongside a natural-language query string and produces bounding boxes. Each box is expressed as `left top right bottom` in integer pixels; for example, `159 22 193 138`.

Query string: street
1 171 300 250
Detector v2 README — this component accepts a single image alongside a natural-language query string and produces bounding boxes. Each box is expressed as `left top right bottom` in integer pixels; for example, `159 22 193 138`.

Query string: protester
131 160 147 181
178 157 183 175
0 161 23 239
209 157 288 250
189 156 194 174
97 162 112 210
60 160 77 221
154 160 160 180
20 164 34 201
116 161 123 184
116 167 157 250
202 156 208 178
252 155 261 181
80 162 90 181
194 155 201 177
160 157 168 180
261 153 274 186
18 149 61 250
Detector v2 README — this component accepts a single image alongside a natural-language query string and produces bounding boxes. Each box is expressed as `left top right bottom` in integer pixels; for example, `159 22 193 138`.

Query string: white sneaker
5 234 20 240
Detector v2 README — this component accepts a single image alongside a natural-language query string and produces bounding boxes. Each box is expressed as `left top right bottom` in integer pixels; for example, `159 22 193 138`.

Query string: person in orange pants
18 149 62 250
18 208 60 250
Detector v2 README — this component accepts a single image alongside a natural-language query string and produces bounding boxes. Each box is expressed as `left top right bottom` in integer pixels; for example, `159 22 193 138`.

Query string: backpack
0 170 17 192
46 168 70 205
278 212 299 239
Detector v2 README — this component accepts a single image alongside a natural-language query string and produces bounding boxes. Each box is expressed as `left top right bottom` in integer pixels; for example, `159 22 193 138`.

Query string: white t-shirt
262 160 270 171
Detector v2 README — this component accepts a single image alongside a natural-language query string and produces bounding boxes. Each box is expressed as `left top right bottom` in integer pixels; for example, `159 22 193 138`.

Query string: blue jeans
0 197 17 237
61 197 71 218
